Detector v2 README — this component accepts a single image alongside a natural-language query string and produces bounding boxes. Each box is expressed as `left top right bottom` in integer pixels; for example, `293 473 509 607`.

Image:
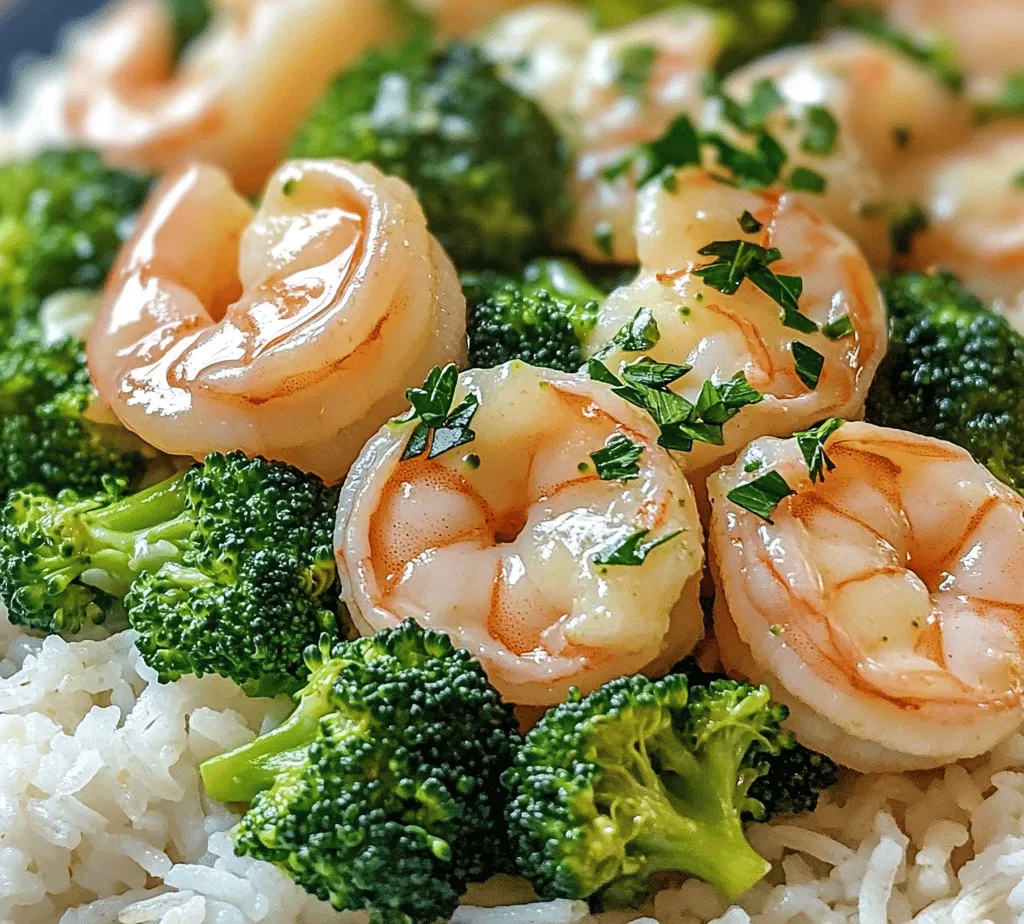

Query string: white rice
3 609 1024 924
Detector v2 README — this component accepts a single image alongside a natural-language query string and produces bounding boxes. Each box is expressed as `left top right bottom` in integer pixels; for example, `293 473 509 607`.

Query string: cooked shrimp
60 0 401 194
88 158 465 483
486 4 720 263
709 421 1024 772
334 361 705 706
581 168 887 481
893 123 1024 331
720 36 971 266
848 0 1024 96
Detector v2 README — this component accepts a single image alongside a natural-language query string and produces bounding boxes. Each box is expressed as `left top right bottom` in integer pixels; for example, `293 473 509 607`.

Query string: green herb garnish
590 434 645 481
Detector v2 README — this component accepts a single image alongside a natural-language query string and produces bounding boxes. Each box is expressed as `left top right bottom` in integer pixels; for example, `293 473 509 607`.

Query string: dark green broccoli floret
673 658 838 820
0 331 146 499
200 619 520 924
581 0 830 71
464 258 603 371
0 150 152 331
503 673 790 906
163 0 213 60
865 271 1024 492
0 451 339 695
290 39 569 271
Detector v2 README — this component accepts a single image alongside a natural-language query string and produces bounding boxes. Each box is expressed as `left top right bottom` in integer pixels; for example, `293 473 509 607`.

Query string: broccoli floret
0 451 339 695
865 271 1024 492
163 0 213 60
290 39 569 271
581 0 830 71
0 331 146 499
673 658 838 820
503 673 789 906
0 150 151 332
200 619 520 924
464 258 603 371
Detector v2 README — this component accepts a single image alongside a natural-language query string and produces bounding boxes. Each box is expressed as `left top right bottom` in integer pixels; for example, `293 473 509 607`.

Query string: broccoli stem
200 654 343 802
76 475 192 595
599 726 770 901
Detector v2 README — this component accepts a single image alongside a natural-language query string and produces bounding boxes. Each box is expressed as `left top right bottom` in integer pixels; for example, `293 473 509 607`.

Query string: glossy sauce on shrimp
88 158 465 483
61 0 401 193
583 168 887 479
894 123 1024 331
334 362 705 706
709 422 1024 772
486 4 720 263
720 36 971 266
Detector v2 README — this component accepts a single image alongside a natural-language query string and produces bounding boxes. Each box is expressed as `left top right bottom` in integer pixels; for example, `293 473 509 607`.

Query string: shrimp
720 36 971 266
582 168 888 483
847 0 1024 97
60 0 402 194
709 421 1024 772
485 4 720 263
892 123 1024 331
334 361 705 707
87 158 465 484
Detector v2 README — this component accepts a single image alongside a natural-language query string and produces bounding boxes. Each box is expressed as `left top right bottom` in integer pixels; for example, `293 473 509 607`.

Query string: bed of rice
2 612 1023 924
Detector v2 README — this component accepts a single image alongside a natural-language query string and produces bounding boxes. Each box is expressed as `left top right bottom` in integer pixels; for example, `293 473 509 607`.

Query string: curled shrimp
60 0 402 194
581 168 887 482
334 361 705 707
485 4 720 263
893 123 1024 330
709 422 1024 772
848 0 1024 98
87 158 465 483
720 36 971 266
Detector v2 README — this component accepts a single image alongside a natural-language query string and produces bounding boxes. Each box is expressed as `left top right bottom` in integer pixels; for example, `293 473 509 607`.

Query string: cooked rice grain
2 612 1024 924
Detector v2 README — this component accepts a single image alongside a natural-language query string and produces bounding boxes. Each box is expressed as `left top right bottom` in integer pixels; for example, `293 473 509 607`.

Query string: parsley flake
593 221 615 256
595 306 661 358
593 527 682 566
1013 169 1024 189
695 239 817 333
590 433 645 481
726 470 795 523
738 210 763 233
615 43 658 99
397 364 479 461
795 417 845 483
892 126 912 149
792 341 825 390
976 73 1024 122
787 166 827 194
800 106 839 156
888 200 929 255
822 314 854 340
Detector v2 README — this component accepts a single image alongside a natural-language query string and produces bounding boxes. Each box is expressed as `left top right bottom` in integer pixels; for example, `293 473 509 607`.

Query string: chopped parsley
839 7 964 93
795 417 845 483
595 306 661 358
702 130 787 189
593 221 615 256
744 459 763 473
587 359 762 454
590 433 644 481
888 200 930 256
695 239 817 333
593 527 682 567
822 314 854 340
615 43 658 99
800 106 839 156
726 470 795 523
397 364 479 460
792 341 825 390
976 73 1024 122
786 166 827 194
892 126 912 149
1013 169 1024 189
738 210 763 234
